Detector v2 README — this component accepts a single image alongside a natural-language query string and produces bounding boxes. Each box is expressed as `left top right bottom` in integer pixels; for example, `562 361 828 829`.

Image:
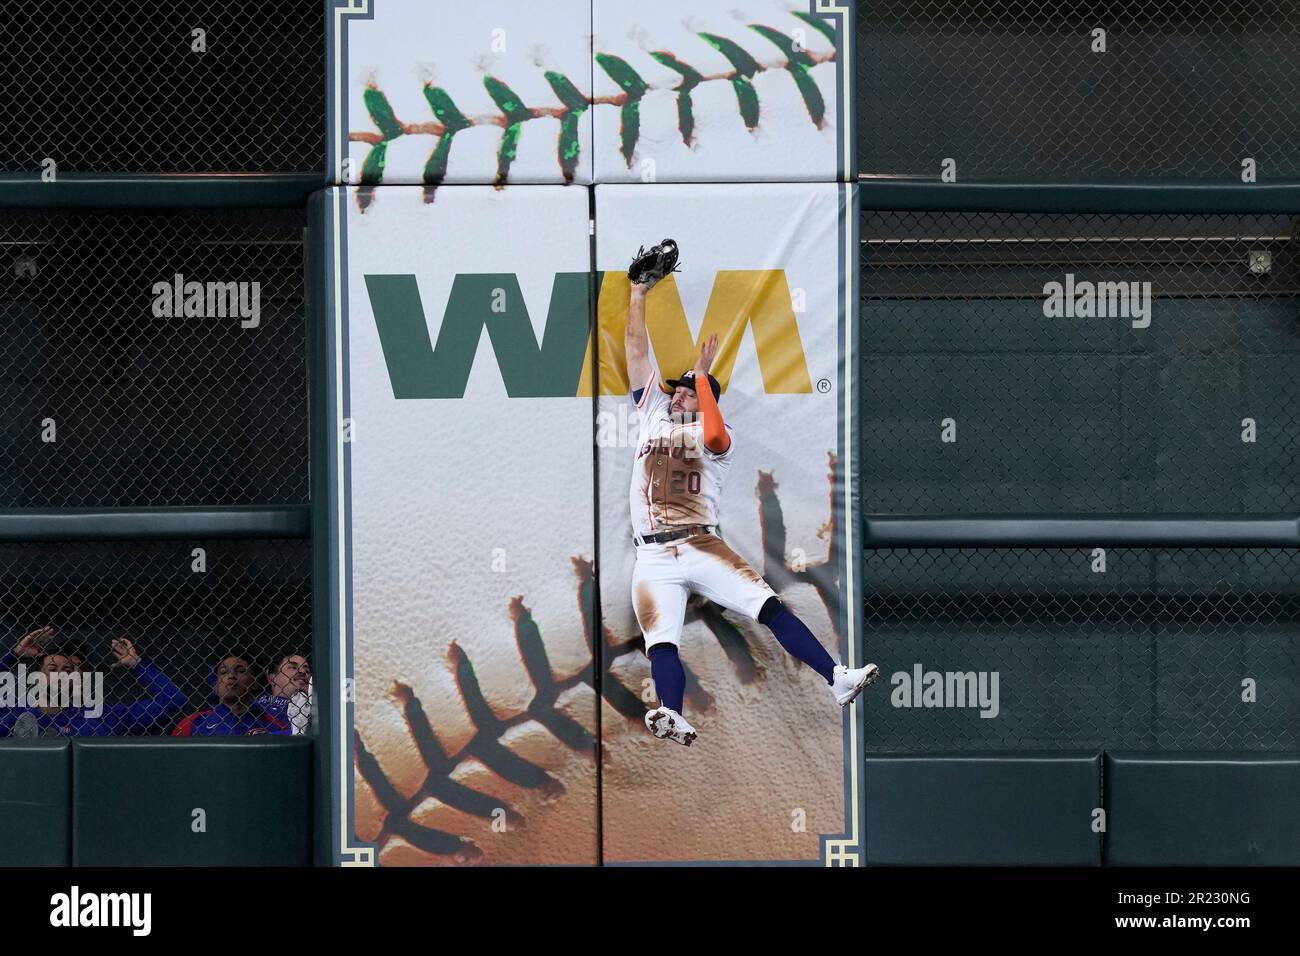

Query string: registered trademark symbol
816 378 831 393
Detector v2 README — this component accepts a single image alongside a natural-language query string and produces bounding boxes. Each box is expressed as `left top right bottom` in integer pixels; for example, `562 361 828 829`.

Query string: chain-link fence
861 210 1300 514
0 128 314 738
860 205 1300 754
857 0 1300 181
0 539 312 737
0 207 308 508
2 1 325 173
857 3 1300 762
861 547 1300 751
0 7 318 744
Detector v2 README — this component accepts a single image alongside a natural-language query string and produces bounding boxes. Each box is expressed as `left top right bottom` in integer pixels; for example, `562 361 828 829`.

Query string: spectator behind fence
0 635 187 737
172 652 292 736
1 626 86 673
259 651 312 734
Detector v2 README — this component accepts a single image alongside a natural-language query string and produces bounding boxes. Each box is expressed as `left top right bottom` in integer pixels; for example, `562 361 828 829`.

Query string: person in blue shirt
0 625 84 674
172 652 291 736
0 635 187 737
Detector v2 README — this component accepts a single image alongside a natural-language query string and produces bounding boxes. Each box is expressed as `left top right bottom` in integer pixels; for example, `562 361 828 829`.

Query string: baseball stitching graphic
354 454 842 864
348 10 836 210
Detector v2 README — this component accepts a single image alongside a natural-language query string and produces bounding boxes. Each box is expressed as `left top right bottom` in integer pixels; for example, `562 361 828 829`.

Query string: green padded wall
866 752 1103 865
73 738 312 866
0 740 71 866
1106 752 1300 865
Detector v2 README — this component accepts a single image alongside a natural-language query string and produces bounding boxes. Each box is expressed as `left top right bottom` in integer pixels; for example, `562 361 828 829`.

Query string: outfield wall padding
72 738 312 866
1105 751 1300 866
865 752 1103 866
0 739 72 866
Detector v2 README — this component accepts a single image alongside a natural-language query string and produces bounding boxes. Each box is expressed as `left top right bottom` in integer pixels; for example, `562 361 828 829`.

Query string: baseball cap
665 369 721 401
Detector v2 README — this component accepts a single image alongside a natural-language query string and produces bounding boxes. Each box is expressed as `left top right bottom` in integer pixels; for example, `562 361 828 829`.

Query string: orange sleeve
696 378 730 454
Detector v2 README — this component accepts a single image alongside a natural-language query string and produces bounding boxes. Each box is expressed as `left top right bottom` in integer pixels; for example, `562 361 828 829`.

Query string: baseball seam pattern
354 452 842 861
348 11 837 210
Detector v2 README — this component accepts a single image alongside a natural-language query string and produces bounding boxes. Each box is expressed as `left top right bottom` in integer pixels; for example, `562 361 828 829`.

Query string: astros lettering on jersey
629 369 730 535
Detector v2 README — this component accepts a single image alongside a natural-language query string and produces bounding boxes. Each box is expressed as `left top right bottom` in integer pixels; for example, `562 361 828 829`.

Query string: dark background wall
855 2 1300 864
0 2 323 865
857 0 1300 182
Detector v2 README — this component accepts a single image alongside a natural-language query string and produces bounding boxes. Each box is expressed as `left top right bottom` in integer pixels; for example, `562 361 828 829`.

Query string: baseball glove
627 238 681 290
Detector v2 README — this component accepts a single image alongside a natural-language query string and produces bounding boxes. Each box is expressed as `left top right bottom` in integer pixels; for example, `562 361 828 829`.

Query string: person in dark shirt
172 652 291 736
0 635 186 737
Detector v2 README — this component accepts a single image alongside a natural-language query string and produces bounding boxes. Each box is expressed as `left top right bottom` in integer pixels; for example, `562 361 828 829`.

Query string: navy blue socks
758 597 836 683
648 600 835 717
648 644 686 713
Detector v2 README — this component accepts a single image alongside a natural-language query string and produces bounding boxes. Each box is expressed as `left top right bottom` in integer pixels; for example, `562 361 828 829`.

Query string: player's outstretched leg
644 644 697 746
757 597 880 707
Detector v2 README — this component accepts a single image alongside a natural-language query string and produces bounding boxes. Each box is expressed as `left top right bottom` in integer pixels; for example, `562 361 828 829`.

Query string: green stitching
748 24 824 128
697 33 761 131
364 86 405 140
547 70 590 182
791 10 837 45
349 13 837 208
421 86 472 205
647 51 704 146
594 53 650 166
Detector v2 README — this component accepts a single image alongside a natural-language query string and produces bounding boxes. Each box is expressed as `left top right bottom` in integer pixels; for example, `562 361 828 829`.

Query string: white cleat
644 706 698 747
832 663 880 707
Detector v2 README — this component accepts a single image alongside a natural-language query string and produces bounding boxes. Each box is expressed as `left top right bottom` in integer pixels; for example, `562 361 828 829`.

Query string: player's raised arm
625 239 681 397
694 334 730 454
626 282 651 394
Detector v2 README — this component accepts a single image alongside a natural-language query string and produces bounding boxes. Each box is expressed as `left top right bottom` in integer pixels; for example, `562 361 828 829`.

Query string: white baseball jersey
627 369 775 650
628 369 732 536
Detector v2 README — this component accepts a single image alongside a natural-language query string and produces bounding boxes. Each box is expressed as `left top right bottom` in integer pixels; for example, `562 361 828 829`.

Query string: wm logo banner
365 271 812 398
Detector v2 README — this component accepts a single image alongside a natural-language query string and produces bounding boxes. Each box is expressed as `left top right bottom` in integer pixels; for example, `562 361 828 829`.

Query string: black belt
633 525 714 546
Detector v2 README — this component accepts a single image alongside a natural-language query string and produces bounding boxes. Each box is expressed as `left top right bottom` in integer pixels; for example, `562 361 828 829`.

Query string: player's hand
695 334 719 375
110 637 141 670
15 625 55 658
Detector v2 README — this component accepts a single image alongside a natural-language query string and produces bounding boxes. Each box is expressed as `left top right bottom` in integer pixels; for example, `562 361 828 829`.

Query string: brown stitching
355 457 840 859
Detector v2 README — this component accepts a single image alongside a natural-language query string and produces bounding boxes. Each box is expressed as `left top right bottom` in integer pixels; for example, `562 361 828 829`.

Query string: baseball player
624 239 879 747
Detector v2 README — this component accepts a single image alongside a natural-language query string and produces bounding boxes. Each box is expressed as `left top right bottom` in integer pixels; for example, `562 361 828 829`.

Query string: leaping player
624 239 880 747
